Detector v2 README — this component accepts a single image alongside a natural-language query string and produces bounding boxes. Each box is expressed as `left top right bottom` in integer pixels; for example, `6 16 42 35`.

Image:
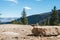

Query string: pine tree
11 20 18 24
50 6 59 25
21 8 28 25
47 17 50 25
43 19 47 26
41 19 46 26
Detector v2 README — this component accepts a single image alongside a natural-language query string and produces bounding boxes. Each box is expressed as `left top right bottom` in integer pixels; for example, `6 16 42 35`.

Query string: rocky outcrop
32 26 60 36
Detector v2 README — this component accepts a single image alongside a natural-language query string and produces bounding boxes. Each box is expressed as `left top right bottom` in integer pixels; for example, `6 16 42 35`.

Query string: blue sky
0 0 60 18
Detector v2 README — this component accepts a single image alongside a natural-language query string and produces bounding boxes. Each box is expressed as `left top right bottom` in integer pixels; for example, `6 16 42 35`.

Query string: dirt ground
0 24 60 40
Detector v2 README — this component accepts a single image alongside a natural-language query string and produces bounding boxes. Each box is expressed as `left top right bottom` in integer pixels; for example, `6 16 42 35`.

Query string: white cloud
24 6 31 10
5 0 18 4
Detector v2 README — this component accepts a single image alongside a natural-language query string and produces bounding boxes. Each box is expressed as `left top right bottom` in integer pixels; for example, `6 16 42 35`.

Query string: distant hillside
16 10 60 24
27 12 51 24
16 12 51 24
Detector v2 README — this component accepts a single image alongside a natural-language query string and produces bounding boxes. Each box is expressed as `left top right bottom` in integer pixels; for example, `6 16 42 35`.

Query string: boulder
32 26 60 36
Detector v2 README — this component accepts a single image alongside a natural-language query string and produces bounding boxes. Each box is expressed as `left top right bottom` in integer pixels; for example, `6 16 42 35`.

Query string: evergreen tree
11 20 18 24
43 19 47 26
21 8 28 25
47 17 50 25
11 19 22 24
41 19 46 26
50 6 59 25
